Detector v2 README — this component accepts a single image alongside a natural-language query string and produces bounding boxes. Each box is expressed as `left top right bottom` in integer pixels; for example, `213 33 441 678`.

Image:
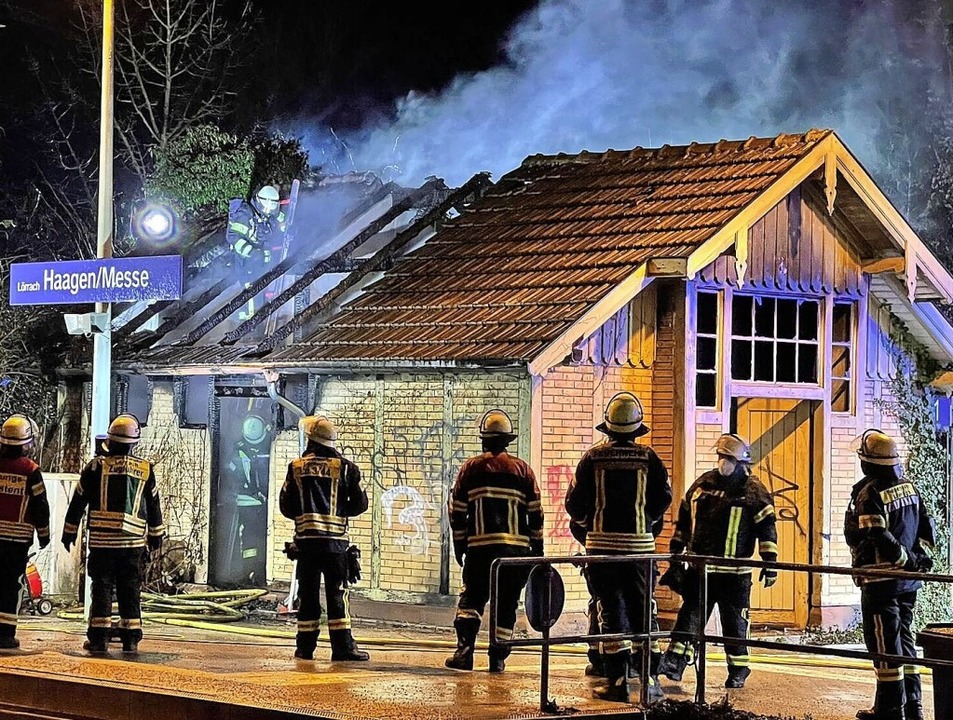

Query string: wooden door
734 397 814 627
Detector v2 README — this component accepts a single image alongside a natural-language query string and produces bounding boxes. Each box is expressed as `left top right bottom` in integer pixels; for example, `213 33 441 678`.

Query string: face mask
717 457 737 477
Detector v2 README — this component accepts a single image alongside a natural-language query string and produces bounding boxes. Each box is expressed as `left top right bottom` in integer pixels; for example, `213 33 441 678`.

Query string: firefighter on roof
445 410 544 673
566 391 672 702
0 415 49 649
62 414 165 654
845 429 935 720
657 433 778 690
279 416 370 662
226 184 287 319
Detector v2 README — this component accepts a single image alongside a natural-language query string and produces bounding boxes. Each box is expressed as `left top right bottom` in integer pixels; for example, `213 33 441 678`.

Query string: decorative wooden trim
905 236 918 302
686 136 834 279
727 381 825 401
530 374 544 475
824 150 837 216
647 258 689 277
861 257 905 275
734 229 748 287
528 264 653 375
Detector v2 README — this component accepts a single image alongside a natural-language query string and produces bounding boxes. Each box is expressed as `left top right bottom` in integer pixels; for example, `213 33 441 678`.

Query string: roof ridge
520 128 833 167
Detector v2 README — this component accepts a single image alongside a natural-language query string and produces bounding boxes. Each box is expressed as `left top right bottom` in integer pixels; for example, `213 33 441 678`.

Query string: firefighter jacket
226 199 286 263
63 451 165 550
566 439 672 554
0 454 50 545
670 468 778 573
449 451 544 556
279 446 368 552
844 470 935 596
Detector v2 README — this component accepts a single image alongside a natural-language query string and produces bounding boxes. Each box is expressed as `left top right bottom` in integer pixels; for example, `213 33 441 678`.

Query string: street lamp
132 203 177 246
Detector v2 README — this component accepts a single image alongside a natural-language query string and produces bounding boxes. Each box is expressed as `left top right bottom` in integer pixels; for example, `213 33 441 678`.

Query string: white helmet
304 415 337 448
479 409 517 441
107 414 141 444
597 392 646 436
242 415 268 445
254 185 280 216
0 415 36 447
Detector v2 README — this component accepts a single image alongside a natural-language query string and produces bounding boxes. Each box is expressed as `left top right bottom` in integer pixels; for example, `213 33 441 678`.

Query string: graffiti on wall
544 465 574 539
381 484 432 556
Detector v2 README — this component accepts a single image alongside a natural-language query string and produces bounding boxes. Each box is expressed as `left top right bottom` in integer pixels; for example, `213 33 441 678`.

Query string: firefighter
0 415 50 649
845 429 935 720
225 414 270 584
226 184 287 318
62 414 164 654
445 409 544 673
566 391 672 702
279 416 370 662
657 433 778 689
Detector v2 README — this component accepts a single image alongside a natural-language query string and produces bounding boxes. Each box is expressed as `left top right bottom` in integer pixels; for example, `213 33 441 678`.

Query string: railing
489 553 953 713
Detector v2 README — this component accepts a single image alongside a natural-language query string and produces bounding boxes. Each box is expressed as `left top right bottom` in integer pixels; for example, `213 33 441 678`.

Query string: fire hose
56 588 267 623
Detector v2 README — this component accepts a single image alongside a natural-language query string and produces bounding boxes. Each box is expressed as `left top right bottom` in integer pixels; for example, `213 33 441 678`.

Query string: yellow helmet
597 392 645 435
856 429 900 466
479 409 516 440
304 415 337 448
714 433 751 463
107 414 141 444
0 415 36 447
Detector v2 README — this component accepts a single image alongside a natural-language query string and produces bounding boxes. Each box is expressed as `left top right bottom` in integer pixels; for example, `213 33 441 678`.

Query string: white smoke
290 0 949 192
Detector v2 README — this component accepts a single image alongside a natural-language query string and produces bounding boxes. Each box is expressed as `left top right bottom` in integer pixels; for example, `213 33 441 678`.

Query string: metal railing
489 553 953 713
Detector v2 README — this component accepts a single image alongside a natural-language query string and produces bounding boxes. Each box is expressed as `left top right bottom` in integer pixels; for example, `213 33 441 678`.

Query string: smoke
289 0 950 198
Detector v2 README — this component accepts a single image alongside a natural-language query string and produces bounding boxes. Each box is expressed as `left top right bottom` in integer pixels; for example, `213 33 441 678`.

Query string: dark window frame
695 290 720 409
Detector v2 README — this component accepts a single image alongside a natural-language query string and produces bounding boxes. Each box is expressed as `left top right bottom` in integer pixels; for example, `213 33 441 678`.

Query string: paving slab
0 618 934 720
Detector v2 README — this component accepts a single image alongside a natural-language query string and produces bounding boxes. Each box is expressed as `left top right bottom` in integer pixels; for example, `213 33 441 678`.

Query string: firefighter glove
148 534 163 552
659 561 688 595
530 538 544 557
759 568 778 588
346 544 362 584
38 535 50 549
283 541 299 561
62 534 76 553
454 546 466 567
914 554 934 573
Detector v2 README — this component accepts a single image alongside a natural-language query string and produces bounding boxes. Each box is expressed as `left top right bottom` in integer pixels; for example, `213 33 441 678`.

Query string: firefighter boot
585 647 607 677
329 631 370 662
593 653 630 703
904 673 923 720
903 704 924 720
0 637 19 650
445 619 478 671
488 644 510 673
857 708 904 720
658 650 689 682
725 666 751 688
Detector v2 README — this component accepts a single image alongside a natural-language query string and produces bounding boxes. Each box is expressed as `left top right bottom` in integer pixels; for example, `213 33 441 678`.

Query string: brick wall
136 381 212 584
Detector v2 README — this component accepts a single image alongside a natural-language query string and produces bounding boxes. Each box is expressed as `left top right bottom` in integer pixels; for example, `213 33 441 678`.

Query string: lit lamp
132 203 177 245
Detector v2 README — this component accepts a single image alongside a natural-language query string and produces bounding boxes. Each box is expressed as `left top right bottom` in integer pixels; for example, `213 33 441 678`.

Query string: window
113 375 152 426
695 291 720 408
278 375 310 430
730 296 819 384
175 376 211 428
831 302 854 413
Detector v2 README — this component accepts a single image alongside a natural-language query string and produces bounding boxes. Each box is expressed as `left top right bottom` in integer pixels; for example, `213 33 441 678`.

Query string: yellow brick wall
136 381 212 584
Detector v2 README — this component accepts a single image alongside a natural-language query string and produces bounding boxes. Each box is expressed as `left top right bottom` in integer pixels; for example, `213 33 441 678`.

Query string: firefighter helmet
714 433 751 463
305 415 337 448
597 392 645 436
254 185 280 216
107 414 141 444
0 415 36 446
856 429 900 466
242 415 268 445
479 409 517 440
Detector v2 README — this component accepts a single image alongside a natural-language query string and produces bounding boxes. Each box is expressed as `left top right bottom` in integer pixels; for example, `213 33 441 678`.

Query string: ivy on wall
878 316 952 628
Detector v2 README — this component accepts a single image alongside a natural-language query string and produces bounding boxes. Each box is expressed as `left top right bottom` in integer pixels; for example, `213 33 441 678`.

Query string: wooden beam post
825 150 837 216
734 228 748 288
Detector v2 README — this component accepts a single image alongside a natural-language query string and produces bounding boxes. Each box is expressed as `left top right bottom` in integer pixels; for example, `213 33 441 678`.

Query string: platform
0 619 934 720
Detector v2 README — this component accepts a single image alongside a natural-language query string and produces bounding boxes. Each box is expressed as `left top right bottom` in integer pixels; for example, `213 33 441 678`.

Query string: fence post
640 556 652 706
695 564 708 704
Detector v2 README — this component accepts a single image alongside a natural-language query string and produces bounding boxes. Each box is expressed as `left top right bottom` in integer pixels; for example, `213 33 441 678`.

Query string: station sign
9 255 182 305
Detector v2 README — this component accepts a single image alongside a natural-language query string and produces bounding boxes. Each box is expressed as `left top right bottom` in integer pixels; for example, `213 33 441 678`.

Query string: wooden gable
698 181 864 297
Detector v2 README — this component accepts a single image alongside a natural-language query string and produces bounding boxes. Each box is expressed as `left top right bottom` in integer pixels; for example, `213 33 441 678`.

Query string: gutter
263 369 307 454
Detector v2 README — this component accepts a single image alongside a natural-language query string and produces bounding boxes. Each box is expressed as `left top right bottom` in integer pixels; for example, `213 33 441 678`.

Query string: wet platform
0 619 934 720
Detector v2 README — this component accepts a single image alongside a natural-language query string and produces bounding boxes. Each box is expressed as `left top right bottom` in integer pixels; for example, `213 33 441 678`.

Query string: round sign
524 564 566 632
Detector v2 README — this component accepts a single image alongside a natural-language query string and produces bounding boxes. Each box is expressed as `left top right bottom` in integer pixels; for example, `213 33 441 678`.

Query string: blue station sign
9 255 183 306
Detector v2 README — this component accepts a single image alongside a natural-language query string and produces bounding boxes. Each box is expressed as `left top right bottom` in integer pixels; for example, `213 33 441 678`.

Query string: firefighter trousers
87 548 144 645
0 541 28 639
584 567 661 673
455 548 532 659
861 589 920 711
586 555 654 682
296 549 356 655
668 569 751 669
